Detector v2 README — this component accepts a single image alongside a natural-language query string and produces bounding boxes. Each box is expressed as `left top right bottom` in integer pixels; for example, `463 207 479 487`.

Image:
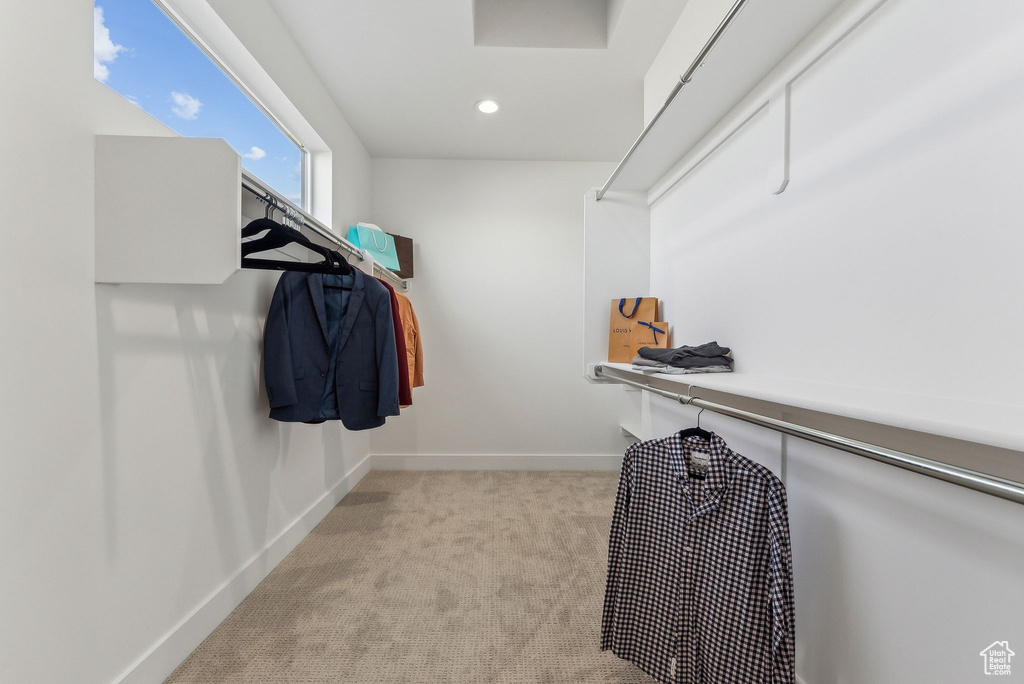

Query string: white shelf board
600 363 1024 453
95 135 240 284
620 423 644 441
607 0 845 194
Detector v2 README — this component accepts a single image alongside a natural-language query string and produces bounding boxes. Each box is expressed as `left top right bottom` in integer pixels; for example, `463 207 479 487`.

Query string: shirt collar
671 431 734 494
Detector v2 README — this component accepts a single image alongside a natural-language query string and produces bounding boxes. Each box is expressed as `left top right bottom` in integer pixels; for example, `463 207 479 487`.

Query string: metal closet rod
240 171 408 291
594 365 1024 505
596 0 750 201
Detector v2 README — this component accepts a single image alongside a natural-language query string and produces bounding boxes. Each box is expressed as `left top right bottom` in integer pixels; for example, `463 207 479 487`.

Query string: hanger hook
696 407 705 429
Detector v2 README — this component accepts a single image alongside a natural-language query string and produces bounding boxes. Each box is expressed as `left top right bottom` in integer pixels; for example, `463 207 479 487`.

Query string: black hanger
322 253 353 290
678 407 711 441
242 218 336 259
242 257 352 276
241 217 352 276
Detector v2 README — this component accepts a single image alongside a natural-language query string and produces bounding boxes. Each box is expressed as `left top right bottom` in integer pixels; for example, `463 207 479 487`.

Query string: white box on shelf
94 135 241 284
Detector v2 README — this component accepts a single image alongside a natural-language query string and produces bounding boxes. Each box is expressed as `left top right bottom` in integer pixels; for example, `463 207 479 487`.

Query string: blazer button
320 371 326 377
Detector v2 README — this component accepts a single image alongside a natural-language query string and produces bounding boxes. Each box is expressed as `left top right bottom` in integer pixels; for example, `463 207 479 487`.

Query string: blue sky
94 1 302 202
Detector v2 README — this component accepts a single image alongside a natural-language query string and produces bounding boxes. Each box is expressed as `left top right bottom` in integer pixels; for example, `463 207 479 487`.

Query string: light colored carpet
165 470 653 683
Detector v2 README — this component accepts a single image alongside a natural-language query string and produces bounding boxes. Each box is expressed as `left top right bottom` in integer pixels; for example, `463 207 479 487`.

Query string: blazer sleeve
410 303 424 387
375 292 401 418
263 279 297 409
383 284 412 406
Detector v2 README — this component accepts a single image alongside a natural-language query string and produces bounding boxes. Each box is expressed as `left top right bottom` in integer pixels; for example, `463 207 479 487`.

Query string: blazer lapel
306 274 329 345
337 269 366 353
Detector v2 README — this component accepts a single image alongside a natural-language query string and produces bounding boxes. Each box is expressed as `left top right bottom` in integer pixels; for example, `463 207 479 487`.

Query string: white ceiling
265 0 689 161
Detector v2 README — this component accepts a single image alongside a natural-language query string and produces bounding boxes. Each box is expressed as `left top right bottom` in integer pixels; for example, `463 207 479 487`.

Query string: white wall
581 190 651 377
0 2 374 683
651 0 1024 413
369 159 628 464
643 0 1024 681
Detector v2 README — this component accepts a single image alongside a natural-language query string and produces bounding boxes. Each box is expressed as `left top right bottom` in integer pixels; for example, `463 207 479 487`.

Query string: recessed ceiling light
476 99 500 114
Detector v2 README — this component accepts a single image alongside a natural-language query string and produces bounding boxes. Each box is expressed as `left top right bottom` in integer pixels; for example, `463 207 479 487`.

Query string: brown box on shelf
392 233 414 279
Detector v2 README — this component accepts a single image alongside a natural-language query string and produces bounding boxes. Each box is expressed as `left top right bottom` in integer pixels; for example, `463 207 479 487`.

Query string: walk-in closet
2 0 1022 682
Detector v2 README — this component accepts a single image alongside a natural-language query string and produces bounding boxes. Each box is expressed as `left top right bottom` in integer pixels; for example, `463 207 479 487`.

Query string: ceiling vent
473 0 616 49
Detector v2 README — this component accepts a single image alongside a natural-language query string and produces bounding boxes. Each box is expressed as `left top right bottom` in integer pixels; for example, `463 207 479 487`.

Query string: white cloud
242 146 267 160
170 91 203 120
94 6 124 82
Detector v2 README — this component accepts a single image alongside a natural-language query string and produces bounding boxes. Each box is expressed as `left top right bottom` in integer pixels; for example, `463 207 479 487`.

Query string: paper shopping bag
629 321 670 358
347 223 401 272
608 297 658 362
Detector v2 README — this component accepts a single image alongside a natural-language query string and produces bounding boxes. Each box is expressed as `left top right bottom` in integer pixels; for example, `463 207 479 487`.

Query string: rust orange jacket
394 291 424 392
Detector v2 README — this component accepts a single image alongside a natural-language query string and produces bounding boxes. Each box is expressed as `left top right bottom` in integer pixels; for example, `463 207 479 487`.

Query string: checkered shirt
601 432 795 684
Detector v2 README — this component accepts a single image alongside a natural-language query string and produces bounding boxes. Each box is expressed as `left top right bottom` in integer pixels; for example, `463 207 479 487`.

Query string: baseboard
113 452 374 684
371 453 623 470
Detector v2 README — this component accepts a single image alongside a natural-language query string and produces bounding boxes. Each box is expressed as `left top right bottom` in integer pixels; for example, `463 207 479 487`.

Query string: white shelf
95 135 241 284
600 363 1024 453
605 0 845 195
620 423 644 442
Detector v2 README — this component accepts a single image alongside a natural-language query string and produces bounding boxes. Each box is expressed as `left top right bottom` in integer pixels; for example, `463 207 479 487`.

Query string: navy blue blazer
263 269 400 429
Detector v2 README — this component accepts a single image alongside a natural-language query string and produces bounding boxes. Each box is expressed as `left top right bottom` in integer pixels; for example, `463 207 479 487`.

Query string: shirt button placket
681 507 698 682
678 522 688 682
687 537 699 681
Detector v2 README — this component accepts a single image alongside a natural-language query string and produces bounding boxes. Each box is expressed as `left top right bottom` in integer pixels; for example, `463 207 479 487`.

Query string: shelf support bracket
767 84 792 195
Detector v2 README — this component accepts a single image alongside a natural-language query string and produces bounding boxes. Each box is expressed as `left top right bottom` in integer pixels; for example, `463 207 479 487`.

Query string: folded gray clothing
631 364 733 375
638 354 732 369
631 355 671 368
631 353 733 369
638 342 733 368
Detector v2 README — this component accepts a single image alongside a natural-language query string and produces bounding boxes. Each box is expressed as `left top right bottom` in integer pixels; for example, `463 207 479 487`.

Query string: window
94 0 305 206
